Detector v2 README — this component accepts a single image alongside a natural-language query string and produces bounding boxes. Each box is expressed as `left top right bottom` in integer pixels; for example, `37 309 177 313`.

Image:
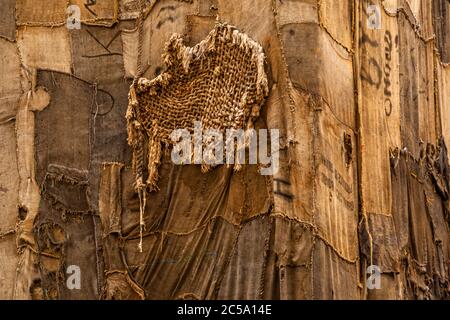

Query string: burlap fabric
126 22 268 191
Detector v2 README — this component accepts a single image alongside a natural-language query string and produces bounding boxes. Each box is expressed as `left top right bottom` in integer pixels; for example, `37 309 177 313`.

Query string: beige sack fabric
437 59 450 162
0 39 21 300
17 26 72 73
16 0 68 26
16 0 118 27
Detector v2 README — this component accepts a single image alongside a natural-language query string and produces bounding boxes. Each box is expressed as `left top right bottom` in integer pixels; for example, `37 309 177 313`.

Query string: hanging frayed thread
133 0 147 253
138 187 146 253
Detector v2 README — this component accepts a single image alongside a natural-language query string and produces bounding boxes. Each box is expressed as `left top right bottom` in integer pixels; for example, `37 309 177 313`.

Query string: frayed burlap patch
126 22 269 193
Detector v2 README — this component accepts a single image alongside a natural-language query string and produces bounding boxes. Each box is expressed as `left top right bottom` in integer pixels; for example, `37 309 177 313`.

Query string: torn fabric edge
126 21 269 192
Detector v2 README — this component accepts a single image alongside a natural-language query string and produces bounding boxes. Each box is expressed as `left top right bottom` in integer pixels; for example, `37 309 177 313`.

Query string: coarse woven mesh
126 22 269 192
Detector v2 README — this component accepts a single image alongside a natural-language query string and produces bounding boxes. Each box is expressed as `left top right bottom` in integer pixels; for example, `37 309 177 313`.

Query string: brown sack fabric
1 0 450 300
16 0 118 27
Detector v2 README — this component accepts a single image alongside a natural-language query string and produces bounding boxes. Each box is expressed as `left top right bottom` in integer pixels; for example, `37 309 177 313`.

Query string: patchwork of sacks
126 22 269 192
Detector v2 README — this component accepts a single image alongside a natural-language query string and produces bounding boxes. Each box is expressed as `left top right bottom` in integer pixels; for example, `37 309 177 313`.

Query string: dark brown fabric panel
433 0 450 63
0 0 15 41
216 217 271 300
390 146 450 299
398 12 420 155
312 240 360 300
70 23 133 211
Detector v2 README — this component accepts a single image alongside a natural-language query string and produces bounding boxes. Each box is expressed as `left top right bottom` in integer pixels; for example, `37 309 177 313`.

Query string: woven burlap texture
126 22 269 193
